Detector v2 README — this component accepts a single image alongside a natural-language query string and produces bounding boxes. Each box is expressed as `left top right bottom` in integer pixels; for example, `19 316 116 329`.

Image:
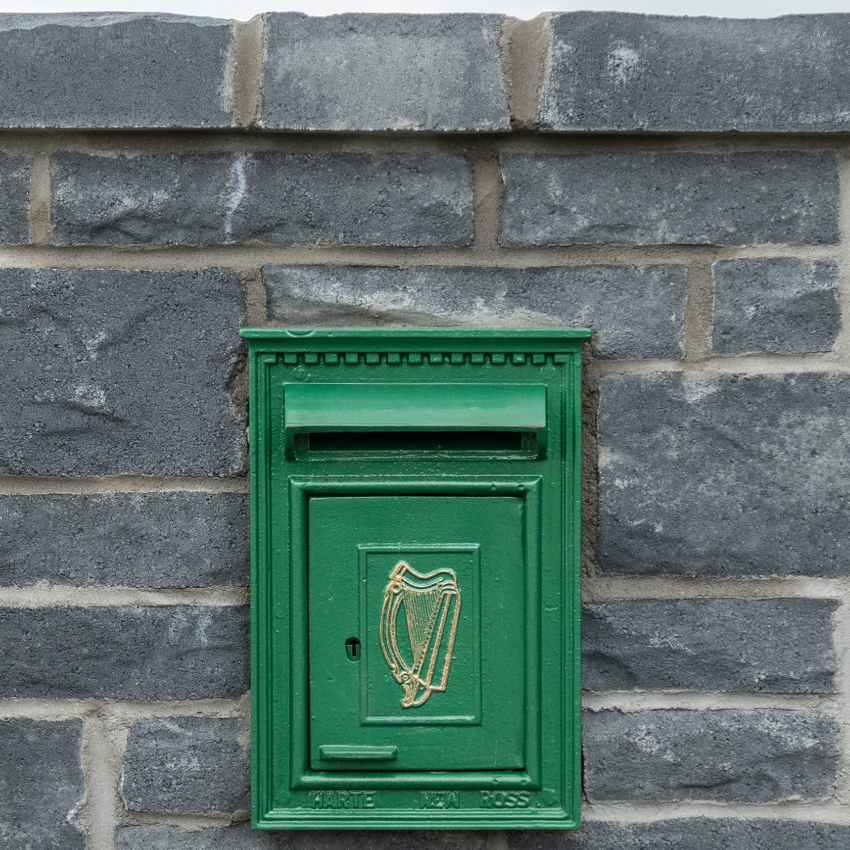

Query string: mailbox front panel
242 328 589 829
308 495 525 772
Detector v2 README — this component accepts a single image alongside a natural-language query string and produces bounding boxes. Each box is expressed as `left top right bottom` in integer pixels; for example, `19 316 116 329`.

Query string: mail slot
283 383 548 457
240 327 589 829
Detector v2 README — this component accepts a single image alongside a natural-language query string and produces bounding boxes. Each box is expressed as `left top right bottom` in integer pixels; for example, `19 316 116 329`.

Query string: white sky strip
0 0 849 22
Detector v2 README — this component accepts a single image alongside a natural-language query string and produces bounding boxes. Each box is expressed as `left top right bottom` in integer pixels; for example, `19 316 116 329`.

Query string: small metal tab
319 745 398 761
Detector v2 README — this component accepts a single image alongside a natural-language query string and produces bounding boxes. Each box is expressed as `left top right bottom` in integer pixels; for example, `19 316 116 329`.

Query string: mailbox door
308 495 525 772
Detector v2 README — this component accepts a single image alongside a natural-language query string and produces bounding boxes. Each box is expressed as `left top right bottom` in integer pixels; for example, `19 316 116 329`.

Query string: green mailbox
241 327 589 829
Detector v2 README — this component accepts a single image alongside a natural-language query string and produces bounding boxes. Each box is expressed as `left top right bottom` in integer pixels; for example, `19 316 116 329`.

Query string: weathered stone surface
116 824 487 850
264 263 686 360
583 598 838 693
51 151 472 247
583 709 839 803
0 14 232 128
539 12 850 133
507 818 850 850
0 153 29 243
0 719 85 850
51 152 233 246
0 268 245 477
0 493 249 587
0 606 248 699
236 153 471 246
713 258 840 354
261 13 509 131
597 372 850 577
122 717 249 813
113 819 850 850
500 152 838 247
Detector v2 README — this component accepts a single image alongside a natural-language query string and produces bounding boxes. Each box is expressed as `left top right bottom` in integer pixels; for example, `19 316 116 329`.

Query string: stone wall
1 10 849 850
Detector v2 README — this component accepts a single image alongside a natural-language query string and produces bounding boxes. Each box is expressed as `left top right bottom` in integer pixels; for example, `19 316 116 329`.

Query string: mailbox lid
285 384 547 458
308 495 526 772
285 383 546 431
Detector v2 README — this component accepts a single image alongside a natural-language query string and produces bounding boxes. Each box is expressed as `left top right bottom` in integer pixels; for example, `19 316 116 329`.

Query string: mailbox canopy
241 327 589 830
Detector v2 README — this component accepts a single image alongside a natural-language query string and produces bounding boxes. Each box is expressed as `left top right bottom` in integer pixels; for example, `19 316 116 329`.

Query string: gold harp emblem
379 561 461 708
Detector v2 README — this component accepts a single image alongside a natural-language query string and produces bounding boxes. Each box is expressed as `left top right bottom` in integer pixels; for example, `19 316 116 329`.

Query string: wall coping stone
260 13 510 131
0 13 234 129
3 12 850 131
539 12 850 133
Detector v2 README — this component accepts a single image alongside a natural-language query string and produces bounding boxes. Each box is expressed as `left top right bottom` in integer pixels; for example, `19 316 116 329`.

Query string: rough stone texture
51 151 472 247
0 606 248 699
583 709 839 803
713 258 841 354
583 598 838 693
116 825 488 849
0 14 232 128
0 268 245 477
0 493 249 587
114 821 850 850
0 719 85 850
0 153 29 243
500 151 839 247
51 152 234 246
264 263 686 360
261 13 509 131
122 717 250 813
597 372 850 577
506 818 850 850
539 12 850 133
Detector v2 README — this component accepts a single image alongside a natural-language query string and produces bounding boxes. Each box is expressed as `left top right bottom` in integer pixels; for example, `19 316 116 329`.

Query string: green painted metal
319 746 399 761
241 327 589 830
310 496 525 773
284 383 548 457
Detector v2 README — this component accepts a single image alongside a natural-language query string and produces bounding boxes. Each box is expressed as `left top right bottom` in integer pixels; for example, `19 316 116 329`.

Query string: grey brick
51 152 234 246
109 821 850 850
506 818 850 850
117 824 487 850
264 263 686 361
0 268 245 477
583 709 838 803
0 606 248 699
0 719 85 850
0 14 232 128
0 153 29 243
122 718 249 813
598 372 850 577
0 493 249 587
51 151 472 247
261 13 509 131
539 12 850 133
583 598 838 693
239 153 472 247
500 151 839 247
713 258 840 354
121 823 850 850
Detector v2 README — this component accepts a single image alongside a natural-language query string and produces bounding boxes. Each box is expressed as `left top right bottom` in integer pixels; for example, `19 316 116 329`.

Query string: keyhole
345 637 361 661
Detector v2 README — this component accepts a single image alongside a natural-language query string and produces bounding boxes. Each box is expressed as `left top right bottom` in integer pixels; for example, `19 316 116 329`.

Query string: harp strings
402 583 444 674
